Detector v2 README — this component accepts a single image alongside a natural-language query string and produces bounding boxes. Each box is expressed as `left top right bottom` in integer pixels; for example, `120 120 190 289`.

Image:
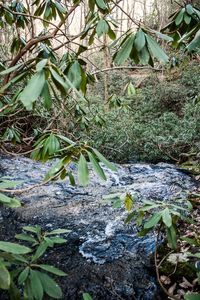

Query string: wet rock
0 154 197 299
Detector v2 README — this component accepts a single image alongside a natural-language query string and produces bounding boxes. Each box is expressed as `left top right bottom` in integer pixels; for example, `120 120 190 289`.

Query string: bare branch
91 65 162 75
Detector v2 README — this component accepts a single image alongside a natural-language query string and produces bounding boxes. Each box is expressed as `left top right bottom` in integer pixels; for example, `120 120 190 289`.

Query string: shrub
79 63 200 163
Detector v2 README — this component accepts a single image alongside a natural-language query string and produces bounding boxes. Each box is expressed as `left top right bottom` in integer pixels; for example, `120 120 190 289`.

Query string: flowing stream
0 155 197 300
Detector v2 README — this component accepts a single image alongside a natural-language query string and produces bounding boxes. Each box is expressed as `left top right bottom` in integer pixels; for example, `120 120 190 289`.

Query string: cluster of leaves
34 0 67 22
0 225 69 300
81 11 116 43
104 191 200 298
103 191 192 249
0 57 92 111
88 0 111 12
0 178 22 208
0 0 68 29
2 126 22 144
113 28 171 66
29 131 116 185
0 1 28 28
162 4 200 52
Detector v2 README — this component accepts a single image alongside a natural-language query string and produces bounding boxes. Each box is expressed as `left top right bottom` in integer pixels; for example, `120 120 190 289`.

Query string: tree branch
91 65 162 75
2 3 79 84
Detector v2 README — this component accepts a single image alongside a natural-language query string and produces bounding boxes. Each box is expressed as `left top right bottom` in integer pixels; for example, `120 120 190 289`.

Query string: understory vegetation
78 61 200 163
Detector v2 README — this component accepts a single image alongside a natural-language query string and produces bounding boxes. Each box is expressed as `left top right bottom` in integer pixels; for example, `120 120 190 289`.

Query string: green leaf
12 255 29 264
186 4 194 16
187 253 200 259
83 293 93 300
46 229 70 235
4 11 14 25
0 264 10 290
96 20 109 37
145 34 169 64
0 242 31 254
95 0 107 10
64 74 88 102
92 148 117 172
0 193 12 204
136 211 145 226
124 194 133 211
184 13 192 25
41 82 52 109
161 208 172 228
181 237 199 246
187 29 200 52
50 68 69 91
57 134 75 145
127 82 136 96
87 151 106 180
175 8 185 26
31 242 48 262
138 46 150 65
103 192 122 201
24 278 33 300
68 171 76 186
44 237 54 247
184 294 200 300
0 179 23 189
54 1 67 14
37 271 62 299
107 27 116 40
30 270 43 300
19 71 46 110
139 204 160 212
78 154 89 186
112 198 122 209
77 45 88 56
48 134 60 155
38 265 67 276
4 197 21 208
0 63 23 75
45 160 64 180
23 226 40 234
125 211 135 224
49 237 67 244
193 8 200 19
15 234 37 243
144 212 162 229
36 59 48 72
0 72 27 93
114 34 135 65
18 267 29 285
67 61 82 89
134 29 146 51
89 0 95 11
166 225 177 250
152 30 174 42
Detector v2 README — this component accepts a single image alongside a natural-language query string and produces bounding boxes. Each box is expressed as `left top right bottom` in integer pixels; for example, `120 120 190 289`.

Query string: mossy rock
160 261 196 281
157 244 196 281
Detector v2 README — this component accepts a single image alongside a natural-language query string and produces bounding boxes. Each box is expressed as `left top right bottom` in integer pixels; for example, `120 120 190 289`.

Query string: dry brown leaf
192 278 198 285
160 275 171 285
180 246 190 253
168 282 177 295
179 277 193 289
176 289 186 296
